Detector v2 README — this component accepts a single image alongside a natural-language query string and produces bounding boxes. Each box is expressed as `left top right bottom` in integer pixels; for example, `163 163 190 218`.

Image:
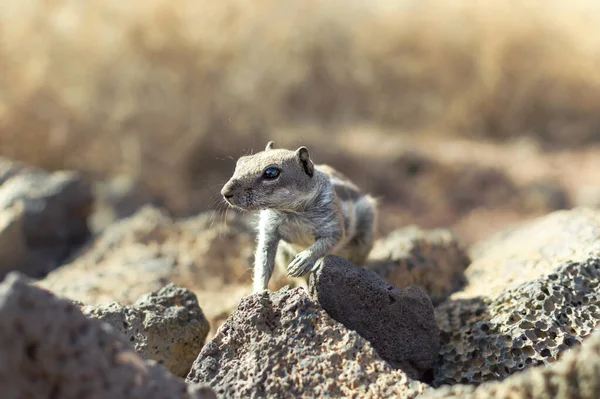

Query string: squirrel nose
221 185 234 199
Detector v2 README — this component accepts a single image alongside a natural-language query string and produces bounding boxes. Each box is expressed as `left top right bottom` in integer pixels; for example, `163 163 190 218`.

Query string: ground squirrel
221 141 377 292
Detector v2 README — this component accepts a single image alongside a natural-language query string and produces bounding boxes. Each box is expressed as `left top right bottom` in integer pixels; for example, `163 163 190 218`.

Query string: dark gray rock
366 226 470 305
187 286 428 399
0 159 92 278
82 283 210 377
0 272 214 399
309 255 439 380
0 204 28 272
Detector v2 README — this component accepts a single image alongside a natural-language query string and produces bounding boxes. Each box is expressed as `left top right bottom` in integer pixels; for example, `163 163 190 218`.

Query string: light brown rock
425 328 600 399
82 283 210 377
37 206 255 334
435 259 600 385
365 226 469 305
187 287 429 398
434 208 600 385
0 272 215 399
459 207 600 298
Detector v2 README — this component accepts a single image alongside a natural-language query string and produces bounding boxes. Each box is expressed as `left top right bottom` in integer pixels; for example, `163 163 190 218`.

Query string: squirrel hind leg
343 196 377 265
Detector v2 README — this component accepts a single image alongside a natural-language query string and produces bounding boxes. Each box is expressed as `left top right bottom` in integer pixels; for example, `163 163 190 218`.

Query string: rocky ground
1 155 599 398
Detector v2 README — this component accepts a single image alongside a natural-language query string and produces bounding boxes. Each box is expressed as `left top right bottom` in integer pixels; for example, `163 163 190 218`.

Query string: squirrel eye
263 167 281 179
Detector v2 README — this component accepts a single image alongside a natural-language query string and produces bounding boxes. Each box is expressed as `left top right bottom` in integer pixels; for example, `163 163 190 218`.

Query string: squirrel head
221 141 317 211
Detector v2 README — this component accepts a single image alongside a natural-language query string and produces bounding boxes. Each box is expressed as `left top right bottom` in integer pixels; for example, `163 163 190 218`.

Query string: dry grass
2 0 600 213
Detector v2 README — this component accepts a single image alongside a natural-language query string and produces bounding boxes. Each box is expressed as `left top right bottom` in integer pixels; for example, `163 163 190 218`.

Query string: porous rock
309 255 439 380
186 286 429 399
37 206 255 333
424 328 600 399
82 283 210 377
0 158 92 278
0 272 215 399
460 207 600 298
365 226 470 305
435 259 600 385
434 208 600 386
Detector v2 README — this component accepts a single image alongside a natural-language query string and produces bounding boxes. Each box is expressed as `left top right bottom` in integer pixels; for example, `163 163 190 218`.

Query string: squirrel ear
265 141 275 151
296 146 314 177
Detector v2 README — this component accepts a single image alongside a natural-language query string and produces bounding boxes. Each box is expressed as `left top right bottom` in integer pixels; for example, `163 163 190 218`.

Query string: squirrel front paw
287 250 317 277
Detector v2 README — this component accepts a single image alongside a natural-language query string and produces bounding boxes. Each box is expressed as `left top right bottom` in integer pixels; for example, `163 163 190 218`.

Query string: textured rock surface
37 206 255 334
434 208 600 385
424 328 600 399
458 207 600 298
0 158 92 278
187 287 429 398
82 283 210 377
309 255 439 379
365 226 470 305
435 260 600 385
0 272 214 399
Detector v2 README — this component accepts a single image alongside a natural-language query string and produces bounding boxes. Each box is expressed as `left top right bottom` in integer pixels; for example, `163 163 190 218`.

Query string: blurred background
2 0 600 244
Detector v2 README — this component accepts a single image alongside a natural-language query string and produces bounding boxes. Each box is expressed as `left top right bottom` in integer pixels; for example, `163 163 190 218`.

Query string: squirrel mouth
223 196 239 208
223 196 253 211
